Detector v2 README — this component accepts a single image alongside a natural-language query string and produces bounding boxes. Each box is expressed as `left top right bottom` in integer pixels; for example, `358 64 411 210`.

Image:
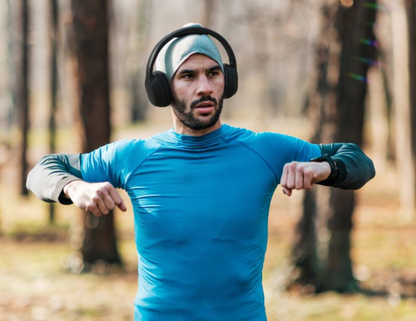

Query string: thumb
117 200 127 212
282 186 292 197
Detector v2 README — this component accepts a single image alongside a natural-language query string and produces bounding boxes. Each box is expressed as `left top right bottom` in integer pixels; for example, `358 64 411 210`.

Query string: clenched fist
280 161 331 196
63 180 127 216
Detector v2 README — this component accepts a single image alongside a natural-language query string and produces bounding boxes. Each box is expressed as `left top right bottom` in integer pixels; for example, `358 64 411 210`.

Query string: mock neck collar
166 124 230 146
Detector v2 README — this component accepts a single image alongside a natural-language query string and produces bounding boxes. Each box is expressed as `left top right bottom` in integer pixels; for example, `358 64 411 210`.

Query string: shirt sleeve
271 134 321 183
80 139 132 189
240 132 321 185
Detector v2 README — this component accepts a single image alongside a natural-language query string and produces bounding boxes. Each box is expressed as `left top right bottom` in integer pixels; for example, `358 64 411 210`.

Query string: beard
171 95 224 131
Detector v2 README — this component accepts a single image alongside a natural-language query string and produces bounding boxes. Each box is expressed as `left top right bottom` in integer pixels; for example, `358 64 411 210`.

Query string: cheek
172 83 191 100
214 77 225 94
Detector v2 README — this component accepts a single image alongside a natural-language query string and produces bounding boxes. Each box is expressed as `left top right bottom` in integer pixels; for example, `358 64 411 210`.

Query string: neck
172 116 222 136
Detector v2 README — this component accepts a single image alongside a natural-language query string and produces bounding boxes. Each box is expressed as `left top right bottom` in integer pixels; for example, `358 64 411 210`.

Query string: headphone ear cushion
223 64 238 99
145 71 172 107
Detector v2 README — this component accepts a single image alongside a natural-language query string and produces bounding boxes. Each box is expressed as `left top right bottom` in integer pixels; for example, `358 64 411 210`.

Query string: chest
126 144 276 241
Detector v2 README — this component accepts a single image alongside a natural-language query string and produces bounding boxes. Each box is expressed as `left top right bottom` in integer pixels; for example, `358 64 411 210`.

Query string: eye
181 73 195 80
209 70 220 77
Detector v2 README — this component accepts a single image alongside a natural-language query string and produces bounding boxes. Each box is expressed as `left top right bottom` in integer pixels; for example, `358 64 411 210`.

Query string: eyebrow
176 69 195 76
176 65 221 76
208 66 221 72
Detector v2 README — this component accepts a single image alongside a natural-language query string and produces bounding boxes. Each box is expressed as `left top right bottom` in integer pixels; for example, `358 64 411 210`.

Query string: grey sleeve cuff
318 143 375 190
26 154 83 204
55 176 80 204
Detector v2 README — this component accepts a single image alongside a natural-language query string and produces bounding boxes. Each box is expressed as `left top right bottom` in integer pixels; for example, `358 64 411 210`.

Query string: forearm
26 154 82 204
317 143 375 189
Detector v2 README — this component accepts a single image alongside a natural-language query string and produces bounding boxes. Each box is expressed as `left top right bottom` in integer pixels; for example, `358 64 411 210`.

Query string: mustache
190 96 217 109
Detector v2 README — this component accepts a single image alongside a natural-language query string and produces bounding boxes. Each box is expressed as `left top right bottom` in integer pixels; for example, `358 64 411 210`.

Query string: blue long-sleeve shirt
27 124 375 320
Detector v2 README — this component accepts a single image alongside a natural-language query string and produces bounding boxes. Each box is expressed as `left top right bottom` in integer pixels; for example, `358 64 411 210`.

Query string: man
27 23 375 320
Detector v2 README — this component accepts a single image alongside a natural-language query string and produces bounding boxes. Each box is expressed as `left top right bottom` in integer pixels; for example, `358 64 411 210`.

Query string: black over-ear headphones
145 26 238 107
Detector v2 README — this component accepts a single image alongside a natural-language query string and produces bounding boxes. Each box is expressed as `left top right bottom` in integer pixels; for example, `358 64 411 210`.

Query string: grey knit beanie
155 23 224 82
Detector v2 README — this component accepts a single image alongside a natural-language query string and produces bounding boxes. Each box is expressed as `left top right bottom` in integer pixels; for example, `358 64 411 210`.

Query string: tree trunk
17 0 30 196
290 3 339 290
5 0 16 136
48 0 59 224
321 0 377 292
70 0 122 269
291 189 320 289
129 0 150 122
322 189 357 292
200 0 217 28
407 0 416 215
291 0 377 293
391 0 414 217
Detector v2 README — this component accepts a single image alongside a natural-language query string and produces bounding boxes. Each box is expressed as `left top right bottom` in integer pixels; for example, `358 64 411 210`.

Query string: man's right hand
63 180 127 216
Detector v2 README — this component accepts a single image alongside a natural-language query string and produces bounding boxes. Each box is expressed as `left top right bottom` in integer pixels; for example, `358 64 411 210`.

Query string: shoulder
224 125 299 149
225 125 320 162
82 136 163 167
99 135 163 154
221 124 254 142
111 137 162 154
102 137 163 171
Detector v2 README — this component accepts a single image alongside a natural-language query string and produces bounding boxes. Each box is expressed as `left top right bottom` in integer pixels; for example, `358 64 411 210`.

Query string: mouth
194 101 215 114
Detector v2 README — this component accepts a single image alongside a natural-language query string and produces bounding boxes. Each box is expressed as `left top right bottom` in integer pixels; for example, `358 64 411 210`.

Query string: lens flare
355 57 380 66
366 22 376 27
348 73 368 82
359 38 379 47
363 3 387 10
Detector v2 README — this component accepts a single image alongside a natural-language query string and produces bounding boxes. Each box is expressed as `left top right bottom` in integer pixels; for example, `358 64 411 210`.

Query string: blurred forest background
1 0 416 320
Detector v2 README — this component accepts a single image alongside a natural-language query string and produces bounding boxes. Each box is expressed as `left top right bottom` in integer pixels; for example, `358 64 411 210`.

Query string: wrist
310 154 339 182
63 179 82 199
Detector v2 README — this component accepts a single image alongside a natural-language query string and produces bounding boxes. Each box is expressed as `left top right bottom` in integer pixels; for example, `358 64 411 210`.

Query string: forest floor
1 120 416 320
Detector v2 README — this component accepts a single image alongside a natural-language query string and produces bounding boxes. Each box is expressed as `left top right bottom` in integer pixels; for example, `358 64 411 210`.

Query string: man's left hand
280 161 331 196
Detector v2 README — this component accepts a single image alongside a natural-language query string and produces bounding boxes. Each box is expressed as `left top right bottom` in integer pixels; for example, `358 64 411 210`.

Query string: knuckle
103 182 113 189
288 162 297 170
303 168 312 176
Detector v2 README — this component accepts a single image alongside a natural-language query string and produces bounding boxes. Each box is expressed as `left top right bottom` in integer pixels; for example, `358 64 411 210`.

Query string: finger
117 200 127 212
93 195 110 215
101 190 116 211
108 188 127 212
286 164 296 189
280 164 289 187
282 186 292 197
303 169 313 190
295 166 305 190
87 203 101 217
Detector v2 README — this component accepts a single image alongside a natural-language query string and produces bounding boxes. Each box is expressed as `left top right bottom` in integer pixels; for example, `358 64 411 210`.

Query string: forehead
177 54 219 71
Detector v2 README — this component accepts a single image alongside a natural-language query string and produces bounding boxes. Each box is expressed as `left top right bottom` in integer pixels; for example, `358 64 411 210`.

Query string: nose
196 75 213 96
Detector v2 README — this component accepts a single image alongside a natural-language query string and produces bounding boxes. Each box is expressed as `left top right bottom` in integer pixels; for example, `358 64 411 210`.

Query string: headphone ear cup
145 71 172 107
223 63 238 99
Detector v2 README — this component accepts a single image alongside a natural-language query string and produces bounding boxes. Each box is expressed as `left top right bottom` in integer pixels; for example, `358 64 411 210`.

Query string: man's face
170 54 225 133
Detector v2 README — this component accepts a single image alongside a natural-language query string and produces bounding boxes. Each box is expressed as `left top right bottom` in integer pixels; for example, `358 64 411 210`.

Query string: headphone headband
145 26 238 107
